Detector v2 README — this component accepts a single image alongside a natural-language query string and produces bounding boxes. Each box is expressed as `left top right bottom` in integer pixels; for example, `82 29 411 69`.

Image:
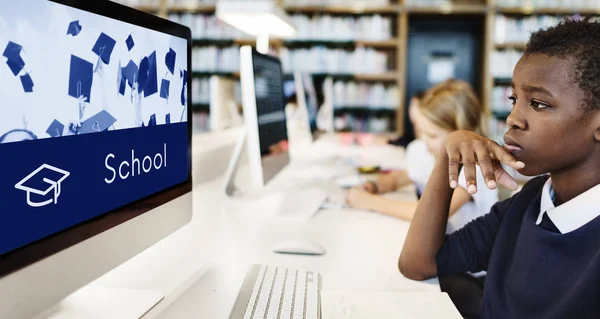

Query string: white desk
91 136 440 318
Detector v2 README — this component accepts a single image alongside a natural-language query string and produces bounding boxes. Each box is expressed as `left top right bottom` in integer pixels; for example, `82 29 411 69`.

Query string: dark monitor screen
0 0 192 277
251 51 288 157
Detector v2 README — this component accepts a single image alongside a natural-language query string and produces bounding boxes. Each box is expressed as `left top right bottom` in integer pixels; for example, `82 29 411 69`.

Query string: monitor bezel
0 0 193 278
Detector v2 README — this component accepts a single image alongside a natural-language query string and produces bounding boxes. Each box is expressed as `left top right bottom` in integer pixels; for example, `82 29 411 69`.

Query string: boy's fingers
447 147 461 189
493 162 519 190
490 142 525 169
474 143 497 189
460 144 477 194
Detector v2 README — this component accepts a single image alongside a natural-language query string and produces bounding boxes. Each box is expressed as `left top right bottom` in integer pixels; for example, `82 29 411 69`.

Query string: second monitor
223 46 327 220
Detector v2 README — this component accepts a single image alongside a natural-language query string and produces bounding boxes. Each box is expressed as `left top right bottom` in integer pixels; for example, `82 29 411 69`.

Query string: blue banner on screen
0 0 189 255
0 123 188 255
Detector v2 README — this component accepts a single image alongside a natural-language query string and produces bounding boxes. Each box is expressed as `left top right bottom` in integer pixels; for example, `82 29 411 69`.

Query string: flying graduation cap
46 120 65 137
180 69 188 106
20 73 34 92
68 55 94 102
126 34 135 51
121 60 138 89
92 32 116 65
160 79 170 99
165 48 176 75
137 51 158 97
148 114 157 126
67 20 82 36
3 41 25 76
117 61 126 95
79 110 117 134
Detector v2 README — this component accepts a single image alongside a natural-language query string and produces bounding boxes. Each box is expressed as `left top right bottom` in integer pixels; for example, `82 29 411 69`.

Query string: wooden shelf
135 4 160 12
406 4 487 14
334 106 397 112
284 4 400 14
192 38 399 49
353 73 399 81
496 6 600 15
302 72 399 81
167 4 216 13
495 42 527 50
284 39 398 48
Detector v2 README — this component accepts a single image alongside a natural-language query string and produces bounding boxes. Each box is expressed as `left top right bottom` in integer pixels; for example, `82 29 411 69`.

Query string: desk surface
92 136 440 318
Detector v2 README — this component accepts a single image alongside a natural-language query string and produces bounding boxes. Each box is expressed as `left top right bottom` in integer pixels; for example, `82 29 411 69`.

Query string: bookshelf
125 0 600 134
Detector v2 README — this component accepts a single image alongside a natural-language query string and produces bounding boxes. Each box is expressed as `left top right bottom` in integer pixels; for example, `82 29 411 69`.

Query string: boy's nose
506 107 527 131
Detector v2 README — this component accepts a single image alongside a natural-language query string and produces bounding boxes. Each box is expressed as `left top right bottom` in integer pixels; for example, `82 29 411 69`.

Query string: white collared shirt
536 178 600 234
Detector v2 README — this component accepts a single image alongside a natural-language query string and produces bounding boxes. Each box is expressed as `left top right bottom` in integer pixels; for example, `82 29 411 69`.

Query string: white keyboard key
243 265 267 319
305 272 319 319
237 265 320 319
266 268 287 318
253 267 277 318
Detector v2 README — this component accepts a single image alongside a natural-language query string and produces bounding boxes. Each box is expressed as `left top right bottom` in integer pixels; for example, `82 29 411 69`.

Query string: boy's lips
503 136 523 154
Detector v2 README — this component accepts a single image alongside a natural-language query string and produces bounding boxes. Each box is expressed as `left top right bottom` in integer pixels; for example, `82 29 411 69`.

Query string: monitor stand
222 130 328 221
34 286 163 319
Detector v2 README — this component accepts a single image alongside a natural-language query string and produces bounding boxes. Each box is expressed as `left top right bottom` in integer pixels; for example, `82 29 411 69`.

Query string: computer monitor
0 0 192 317
239 46 289 188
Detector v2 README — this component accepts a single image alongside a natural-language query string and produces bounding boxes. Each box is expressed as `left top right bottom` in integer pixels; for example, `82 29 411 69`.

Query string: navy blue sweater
436 176 600 319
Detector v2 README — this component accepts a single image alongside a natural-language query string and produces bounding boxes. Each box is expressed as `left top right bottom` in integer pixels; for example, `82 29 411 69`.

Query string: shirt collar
536 178 600 234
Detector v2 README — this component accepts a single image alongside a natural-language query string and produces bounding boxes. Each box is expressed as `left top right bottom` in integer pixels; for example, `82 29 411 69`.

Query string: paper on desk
320 291 462 319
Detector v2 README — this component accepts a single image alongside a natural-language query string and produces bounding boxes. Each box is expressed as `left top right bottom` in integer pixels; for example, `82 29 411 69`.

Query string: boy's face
506 54 597 176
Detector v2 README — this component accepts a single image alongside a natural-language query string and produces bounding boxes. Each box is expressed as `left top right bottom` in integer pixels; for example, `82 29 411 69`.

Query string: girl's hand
345 187 376 210
443 130 525 194
362 181 378 194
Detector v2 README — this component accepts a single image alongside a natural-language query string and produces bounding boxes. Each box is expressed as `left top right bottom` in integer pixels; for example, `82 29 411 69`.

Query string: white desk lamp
216 0 296 54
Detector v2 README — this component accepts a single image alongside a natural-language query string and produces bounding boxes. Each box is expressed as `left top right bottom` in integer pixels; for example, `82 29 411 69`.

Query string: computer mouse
271 240 326 255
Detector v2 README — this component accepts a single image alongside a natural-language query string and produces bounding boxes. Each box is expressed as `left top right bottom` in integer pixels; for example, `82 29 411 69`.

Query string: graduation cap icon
67 20 82 36
160 79 170 99
14 164 70 208
165 48 176 75
79 110 117 134
46 120 65 137
137 51 158 97
3 41 25 76
92 32 116 65
165 113 171 124
68 55 94 102
126 35 135 51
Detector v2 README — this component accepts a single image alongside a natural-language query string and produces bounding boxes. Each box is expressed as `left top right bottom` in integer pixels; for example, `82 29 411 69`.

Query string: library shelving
124 0 600 134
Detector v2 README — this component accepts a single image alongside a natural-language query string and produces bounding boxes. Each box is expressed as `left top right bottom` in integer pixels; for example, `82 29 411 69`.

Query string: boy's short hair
525 18 600 112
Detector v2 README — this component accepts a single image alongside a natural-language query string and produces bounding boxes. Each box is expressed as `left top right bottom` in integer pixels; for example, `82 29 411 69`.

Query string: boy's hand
443 130 525 194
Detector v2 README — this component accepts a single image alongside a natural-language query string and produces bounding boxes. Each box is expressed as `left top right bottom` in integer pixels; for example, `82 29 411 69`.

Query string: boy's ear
590 111 600 143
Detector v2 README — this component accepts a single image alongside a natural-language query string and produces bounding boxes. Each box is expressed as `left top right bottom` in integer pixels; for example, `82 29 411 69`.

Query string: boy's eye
530 99 550 109
508 96 517 106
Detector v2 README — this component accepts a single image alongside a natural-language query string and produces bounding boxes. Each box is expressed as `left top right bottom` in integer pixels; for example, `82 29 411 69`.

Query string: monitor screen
251 50 289 183
0 0 191 274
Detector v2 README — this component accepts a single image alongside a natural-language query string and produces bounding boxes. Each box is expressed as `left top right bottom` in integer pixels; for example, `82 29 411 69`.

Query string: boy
399 19 600 318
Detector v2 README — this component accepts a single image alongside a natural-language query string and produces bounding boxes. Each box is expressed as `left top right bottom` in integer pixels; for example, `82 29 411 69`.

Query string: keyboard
229 265 321 319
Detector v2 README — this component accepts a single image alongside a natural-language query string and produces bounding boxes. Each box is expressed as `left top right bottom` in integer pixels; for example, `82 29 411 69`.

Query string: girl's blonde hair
418 79 489 137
